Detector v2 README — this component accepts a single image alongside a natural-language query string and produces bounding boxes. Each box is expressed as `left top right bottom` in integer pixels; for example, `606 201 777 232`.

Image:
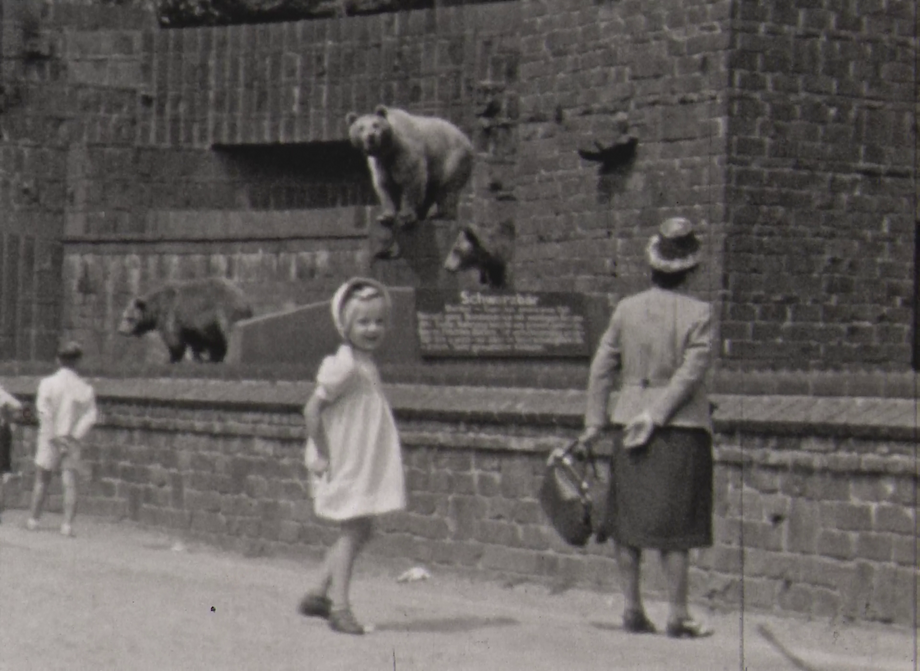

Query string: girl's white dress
305 345 406 521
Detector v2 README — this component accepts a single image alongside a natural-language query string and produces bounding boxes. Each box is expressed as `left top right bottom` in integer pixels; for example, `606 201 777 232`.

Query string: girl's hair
340 283 387 337
651 267 694 290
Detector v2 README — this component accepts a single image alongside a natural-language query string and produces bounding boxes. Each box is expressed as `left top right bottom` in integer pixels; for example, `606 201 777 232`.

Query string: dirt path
0 511 915 671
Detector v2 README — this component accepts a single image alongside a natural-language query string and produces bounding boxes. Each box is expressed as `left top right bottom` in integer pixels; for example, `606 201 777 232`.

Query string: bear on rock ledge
346 105 474 259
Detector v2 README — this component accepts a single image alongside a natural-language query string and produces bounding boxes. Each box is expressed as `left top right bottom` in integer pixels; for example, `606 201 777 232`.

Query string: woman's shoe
297 593 332 619
666 617 714 639
329 607 366 635
623 609 657 634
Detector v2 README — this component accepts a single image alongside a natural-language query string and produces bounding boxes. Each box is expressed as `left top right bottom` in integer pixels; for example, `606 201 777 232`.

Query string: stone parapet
2 375 916 626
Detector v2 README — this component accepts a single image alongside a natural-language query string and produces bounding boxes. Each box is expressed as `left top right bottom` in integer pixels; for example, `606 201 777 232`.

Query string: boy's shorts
35 437 82 472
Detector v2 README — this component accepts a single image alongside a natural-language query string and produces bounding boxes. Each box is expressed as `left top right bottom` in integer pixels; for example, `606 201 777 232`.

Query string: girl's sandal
297 593 332 619
623 609 657 634
329 607 366 635
666 617 714 639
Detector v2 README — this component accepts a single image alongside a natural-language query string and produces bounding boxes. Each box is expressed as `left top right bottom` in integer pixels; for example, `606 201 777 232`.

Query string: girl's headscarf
330 277 393 340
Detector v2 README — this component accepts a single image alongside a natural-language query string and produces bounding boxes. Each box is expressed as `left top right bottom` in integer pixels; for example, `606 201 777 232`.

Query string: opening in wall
213 141 376 211
158 0 514 28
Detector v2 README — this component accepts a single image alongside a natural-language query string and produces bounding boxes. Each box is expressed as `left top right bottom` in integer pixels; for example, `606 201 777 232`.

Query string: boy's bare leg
61 468 78 531
28 468 52 524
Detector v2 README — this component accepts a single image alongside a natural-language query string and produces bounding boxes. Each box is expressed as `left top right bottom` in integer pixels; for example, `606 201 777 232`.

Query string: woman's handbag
539 441 599 547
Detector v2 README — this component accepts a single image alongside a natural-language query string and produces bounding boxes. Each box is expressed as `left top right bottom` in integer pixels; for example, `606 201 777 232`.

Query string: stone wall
3 377 916 626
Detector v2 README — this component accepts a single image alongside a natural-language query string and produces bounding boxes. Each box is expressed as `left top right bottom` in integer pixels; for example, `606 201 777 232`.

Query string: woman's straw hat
646 217 702 274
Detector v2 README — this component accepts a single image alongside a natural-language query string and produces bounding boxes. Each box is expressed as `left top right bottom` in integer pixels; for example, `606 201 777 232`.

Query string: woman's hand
622 411 655 449
577 426 601 447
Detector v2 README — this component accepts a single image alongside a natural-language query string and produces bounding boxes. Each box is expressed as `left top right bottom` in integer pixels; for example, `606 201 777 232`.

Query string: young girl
298 278 406 635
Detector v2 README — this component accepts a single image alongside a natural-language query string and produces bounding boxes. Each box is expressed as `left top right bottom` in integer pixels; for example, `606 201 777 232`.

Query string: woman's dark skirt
598 426 713 550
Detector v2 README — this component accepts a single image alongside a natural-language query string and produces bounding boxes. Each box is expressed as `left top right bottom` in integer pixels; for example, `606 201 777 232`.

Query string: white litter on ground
396 566 431 583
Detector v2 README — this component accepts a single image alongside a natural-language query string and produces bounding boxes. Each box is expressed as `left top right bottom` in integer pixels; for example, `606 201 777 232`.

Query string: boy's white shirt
36 368 97 446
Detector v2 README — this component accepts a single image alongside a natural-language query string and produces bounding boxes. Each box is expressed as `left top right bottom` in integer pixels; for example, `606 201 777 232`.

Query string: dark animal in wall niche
346 105 474 260
117 277 253 363
577 136 638 169
579 135 639 205
443 222 514 290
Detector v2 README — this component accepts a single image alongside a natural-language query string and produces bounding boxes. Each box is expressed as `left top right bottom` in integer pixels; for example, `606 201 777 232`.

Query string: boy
26 341 97 537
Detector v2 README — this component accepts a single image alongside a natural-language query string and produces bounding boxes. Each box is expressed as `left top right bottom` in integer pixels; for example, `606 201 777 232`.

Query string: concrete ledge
1 376 918 444
63 207 374 242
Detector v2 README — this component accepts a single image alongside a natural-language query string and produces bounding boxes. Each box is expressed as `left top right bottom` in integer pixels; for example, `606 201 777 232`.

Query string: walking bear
117 277 253 363
346 105 474 259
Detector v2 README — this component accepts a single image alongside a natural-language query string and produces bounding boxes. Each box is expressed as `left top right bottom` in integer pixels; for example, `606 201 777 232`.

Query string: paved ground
0 510 916 671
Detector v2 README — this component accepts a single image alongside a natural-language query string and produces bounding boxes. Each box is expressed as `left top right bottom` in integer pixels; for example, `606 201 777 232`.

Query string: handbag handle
561 439 599 481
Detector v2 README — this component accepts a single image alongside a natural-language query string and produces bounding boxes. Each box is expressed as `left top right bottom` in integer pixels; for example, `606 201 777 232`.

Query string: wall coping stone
3 376 918 445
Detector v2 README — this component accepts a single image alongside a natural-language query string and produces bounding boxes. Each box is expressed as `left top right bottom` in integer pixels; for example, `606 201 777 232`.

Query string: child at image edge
298 277 407 635
0 383 24 523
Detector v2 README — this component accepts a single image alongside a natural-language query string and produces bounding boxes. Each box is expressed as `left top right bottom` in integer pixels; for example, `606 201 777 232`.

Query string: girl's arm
303 392 331 470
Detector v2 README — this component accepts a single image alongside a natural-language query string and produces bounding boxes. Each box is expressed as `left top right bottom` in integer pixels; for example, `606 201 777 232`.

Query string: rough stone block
406 514 449 541
478 519 518 547
875 504 914 534
499 457 534 498
786 498 818 554
448 496 485 540
890 535 918 566
476 472 501 497
816 530 855 560
829 502 874 531
481 546 538 575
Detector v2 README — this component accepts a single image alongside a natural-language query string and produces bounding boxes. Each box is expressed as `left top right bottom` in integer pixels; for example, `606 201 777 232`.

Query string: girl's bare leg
328 517 374 610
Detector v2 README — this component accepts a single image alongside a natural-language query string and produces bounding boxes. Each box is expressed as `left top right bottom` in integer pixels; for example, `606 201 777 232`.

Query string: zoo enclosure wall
5 0 914 375
1 375 917 627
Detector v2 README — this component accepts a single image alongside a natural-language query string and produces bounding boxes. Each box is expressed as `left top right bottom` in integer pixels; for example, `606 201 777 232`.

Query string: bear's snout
361 132 384 154
116 318 138 335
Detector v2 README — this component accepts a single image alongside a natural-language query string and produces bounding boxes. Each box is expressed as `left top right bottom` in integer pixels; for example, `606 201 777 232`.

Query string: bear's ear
345 112 358 126
460 226 482 249
374 105 389 119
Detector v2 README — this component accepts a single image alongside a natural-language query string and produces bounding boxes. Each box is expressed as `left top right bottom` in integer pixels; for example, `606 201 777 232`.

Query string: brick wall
514 0 732 299
53 3 524 364
0 0 70 361
722 0 918 371
3 0 918 373
4 379 916 625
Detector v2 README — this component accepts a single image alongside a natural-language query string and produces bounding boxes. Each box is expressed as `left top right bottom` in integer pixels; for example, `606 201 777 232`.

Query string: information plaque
415 290 590 358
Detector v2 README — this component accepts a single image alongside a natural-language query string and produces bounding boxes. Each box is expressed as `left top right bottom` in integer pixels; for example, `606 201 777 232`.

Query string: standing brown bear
346 105 474 259
117 277 253 363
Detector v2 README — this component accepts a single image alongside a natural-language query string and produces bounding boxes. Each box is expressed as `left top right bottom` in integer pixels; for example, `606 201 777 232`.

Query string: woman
580 217 714 638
